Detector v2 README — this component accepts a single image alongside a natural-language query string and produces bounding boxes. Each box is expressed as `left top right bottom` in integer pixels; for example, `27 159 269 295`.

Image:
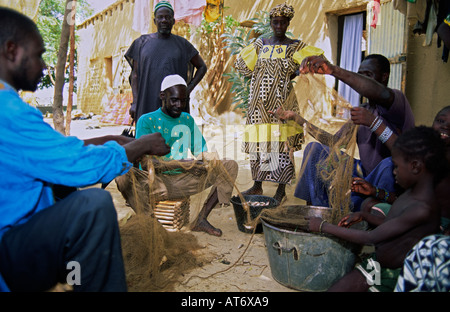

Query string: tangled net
116 73 359 291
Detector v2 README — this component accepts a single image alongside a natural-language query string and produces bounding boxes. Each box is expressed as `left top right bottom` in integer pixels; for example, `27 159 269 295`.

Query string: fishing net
116 152 241 291
116 73 359 291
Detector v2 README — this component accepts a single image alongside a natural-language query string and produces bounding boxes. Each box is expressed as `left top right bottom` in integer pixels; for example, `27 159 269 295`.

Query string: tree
37 0 91 89
36 0 92 133
52 0 73 134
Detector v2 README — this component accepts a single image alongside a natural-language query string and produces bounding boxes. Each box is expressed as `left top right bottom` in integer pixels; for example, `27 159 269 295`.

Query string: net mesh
116 73 359 291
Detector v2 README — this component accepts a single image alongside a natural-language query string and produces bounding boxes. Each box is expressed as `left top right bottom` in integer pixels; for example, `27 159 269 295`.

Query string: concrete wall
405 32 450 126
77 0 141 114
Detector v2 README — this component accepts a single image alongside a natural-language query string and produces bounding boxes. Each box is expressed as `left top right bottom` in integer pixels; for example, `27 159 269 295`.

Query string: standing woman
234 3 323 203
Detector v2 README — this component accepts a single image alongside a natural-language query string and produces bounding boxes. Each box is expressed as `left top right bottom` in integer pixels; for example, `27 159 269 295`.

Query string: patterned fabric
249 151 295 184
235 38 309 183
395 235 450 292
269 2 295 20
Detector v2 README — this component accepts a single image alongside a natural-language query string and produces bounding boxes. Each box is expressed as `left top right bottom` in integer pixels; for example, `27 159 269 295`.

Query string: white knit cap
160 74 187 91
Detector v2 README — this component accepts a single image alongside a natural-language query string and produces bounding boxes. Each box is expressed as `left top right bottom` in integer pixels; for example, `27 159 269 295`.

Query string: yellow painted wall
405 32 450 126
76 0 450 126
77 0 141 114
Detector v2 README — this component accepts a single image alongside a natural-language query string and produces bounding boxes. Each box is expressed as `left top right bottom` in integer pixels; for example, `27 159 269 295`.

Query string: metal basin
261 205 362 292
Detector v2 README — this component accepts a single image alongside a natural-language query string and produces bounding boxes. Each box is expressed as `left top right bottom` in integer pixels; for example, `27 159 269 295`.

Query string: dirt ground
108 179 300 293
61 117 308 292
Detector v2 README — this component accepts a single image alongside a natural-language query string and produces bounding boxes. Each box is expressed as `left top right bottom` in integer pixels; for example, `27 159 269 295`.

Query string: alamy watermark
170 124 284 172
361 258 381 287
66 1 77 26
66 260 81 286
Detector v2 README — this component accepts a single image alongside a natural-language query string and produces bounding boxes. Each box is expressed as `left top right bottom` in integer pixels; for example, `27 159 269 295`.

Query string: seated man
0 8 170 292
288 54 415 211
116 75 238 237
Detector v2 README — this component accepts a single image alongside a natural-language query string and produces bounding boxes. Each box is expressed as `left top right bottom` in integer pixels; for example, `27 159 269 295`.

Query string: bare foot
242 185 263 196
273 191 286 205
192 219 223 237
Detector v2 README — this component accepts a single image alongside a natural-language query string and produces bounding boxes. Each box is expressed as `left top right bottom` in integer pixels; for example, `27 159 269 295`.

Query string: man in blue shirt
0 8 170 292
116 75 238 237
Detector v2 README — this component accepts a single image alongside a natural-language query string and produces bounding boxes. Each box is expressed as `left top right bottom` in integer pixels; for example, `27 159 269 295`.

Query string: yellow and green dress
234 37 323 184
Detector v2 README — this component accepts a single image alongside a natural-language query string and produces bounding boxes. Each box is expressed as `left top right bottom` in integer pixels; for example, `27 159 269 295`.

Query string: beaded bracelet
369 116 379 129
370 117 383 133
379 126 393 144
384 190 390 202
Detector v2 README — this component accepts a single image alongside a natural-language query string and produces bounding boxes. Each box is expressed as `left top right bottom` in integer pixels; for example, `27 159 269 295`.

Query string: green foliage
248 10 273 41
223 69 251 114
220 11 270 115
221 11 294 114
36 0 93 90
198 9 240 35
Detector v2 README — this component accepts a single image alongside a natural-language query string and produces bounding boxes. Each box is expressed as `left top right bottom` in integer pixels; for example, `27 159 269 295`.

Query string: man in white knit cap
116 75 238 237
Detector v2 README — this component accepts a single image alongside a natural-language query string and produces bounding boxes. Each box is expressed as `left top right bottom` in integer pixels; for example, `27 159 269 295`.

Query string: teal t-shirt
136 108 208 173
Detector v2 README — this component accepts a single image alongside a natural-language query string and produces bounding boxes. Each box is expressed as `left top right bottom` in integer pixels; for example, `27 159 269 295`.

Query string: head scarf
269 2 295 20
161 74 187 92
154 1 174 14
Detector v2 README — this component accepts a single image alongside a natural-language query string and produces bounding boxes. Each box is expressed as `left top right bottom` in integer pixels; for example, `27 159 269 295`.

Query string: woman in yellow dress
234 3 323 203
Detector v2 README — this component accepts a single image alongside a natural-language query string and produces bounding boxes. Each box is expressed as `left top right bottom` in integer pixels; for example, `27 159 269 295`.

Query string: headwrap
154 1 174 14
269 2 295 20
161 74 187 91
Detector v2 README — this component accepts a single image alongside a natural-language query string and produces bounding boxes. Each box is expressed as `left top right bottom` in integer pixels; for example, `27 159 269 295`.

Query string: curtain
338 13 363 111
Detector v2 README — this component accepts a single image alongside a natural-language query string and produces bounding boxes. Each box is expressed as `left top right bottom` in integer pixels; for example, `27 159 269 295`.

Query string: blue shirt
0 81 132 291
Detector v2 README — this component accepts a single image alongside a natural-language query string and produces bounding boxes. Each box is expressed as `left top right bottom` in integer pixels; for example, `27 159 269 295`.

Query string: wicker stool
153 198 190 232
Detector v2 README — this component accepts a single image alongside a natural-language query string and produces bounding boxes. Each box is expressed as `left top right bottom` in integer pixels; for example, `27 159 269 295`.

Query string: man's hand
269 107 306 126
299 55 334 75
351 177 376 196
350 107 376 127
269 107 295 121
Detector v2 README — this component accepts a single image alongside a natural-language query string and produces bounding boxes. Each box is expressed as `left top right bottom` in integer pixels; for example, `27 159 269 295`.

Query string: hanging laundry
368 0 381 29
393 0 427 26
171 0 205 26
423 1 437 47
